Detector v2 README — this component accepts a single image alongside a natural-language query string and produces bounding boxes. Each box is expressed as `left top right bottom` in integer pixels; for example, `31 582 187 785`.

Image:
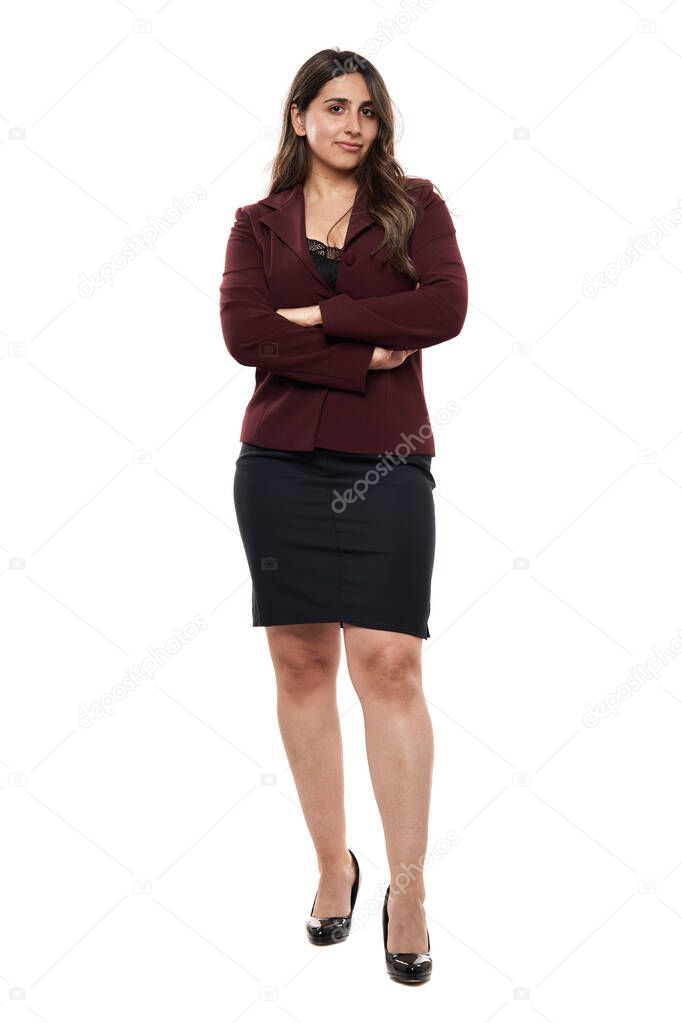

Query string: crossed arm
285 189 467 349
220 188 468 390
220 206 374 392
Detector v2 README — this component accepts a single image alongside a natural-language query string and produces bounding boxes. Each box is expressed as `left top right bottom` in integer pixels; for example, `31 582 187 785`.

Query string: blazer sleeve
220 206 374 392
318 187 468 350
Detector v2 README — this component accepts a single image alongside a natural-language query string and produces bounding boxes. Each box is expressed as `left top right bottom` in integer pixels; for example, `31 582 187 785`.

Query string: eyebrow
323 97 374 105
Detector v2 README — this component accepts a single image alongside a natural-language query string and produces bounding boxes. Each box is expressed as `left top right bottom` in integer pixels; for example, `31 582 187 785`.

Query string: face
291 72 379 173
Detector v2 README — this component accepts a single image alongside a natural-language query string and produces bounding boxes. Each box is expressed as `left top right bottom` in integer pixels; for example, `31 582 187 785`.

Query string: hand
369 347 418 370
275 305 321 327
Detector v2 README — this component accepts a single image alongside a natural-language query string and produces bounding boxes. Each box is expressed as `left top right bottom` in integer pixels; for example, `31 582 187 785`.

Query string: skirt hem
252 616 429 640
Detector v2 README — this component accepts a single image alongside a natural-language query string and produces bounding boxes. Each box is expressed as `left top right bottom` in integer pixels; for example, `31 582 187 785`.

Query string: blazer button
344 252 356 266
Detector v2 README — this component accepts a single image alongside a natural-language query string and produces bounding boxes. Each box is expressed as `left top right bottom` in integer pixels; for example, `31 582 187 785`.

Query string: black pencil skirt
232 442 436 639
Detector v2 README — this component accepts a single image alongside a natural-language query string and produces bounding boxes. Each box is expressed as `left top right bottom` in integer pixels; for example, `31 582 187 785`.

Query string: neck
303 166 359 205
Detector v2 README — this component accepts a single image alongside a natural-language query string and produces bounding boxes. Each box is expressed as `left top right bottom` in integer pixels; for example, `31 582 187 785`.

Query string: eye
328 104 376 117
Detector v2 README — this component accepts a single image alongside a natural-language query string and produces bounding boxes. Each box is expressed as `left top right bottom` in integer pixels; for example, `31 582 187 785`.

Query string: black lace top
307 237 341 291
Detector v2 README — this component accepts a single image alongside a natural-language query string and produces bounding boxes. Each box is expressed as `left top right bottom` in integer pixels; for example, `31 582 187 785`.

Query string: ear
290 102 305 137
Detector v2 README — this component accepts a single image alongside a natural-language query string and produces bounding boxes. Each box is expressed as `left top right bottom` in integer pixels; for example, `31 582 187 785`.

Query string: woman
219 48 467 984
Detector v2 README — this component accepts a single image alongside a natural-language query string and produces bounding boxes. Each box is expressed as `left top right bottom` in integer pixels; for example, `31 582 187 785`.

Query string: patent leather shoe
382 883 432 983
305 848 360 945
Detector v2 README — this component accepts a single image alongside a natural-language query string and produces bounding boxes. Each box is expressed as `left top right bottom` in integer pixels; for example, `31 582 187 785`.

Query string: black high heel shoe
382 883 432 984
305 848 360 945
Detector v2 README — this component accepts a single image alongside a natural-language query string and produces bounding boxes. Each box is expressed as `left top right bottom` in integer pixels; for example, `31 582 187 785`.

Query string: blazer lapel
256 179 375 292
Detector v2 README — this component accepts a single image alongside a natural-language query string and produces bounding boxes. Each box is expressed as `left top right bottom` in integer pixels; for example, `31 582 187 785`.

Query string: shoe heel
382 883 432 983
306 848 360 945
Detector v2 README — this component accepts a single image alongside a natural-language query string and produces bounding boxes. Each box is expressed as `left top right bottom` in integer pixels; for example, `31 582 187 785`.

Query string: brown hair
266 48 437 281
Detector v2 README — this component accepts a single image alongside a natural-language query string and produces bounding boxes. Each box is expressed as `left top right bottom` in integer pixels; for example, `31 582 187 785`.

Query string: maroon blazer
219 177 467 457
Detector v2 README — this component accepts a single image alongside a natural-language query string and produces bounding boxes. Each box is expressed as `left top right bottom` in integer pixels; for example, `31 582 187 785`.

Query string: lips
336 142 361 151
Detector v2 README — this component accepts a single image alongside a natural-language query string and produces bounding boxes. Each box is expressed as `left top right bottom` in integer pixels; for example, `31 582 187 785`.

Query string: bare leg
343 624 432 952
266 622 355 915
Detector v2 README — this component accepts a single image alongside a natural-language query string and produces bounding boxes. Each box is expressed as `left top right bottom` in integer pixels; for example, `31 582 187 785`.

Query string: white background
2 0 682 1018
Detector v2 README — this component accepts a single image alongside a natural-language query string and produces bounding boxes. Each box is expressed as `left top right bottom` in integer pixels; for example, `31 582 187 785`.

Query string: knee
273 650 337 700
350 645 422 705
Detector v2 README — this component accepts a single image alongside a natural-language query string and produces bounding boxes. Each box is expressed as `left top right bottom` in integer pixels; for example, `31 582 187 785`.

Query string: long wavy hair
266 48 437 281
